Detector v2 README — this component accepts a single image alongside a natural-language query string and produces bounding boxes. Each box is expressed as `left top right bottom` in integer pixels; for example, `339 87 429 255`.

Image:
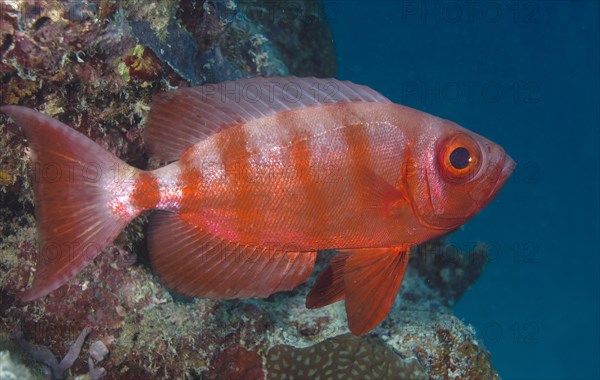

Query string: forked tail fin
1 106 156 301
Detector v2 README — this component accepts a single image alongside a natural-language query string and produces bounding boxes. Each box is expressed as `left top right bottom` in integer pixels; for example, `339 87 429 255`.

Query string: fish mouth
498 154 516 188
472 153 515 209
505 155 516 175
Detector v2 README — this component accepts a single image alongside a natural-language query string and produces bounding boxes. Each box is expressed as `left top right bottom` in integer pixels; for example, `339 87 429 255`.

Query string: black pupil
449 147 471 170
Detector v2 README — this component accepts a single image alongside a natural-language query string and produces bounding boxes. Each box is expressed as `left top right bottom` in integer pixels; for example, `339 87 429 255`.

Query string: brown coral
266 334 427 380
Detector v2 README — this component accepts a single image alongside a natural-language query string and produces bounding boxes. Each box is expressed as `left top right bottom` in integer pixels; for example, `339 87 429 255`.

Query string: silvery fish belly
0 77 514 335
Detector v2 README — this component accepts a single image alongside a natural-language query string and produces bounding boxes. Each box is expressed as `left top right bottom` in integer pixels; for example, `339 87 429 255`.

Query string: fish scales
166 103 414 250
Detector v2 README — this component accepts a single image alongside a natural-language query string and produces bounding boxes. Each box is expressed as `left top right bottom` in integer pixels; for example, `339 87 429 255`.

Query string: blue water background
328 1 599 378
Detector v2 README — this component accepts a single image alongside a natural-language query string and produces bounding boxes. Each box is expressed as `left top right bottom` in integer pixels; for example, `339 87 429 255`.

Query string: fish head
405 116 515 231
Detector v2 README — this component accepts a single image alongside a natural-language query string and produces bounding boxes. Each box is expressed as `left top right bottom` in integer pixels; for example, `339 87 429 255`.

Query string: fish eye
438 134 482 183
449 147 471 170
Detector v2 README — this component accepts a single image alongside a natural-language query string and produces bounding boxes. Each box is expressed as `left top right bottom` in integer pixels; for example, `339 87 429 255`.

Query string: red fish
1 77 514 335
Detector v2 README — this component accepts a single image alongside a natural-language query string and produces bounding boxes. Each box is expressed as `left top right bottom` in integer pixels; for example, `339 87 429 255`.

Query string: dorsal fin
144 77 391 163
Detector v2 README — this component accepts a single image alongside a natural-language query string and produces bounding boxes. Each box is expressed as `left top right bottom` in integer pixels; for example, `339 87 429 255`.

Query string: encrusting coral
267 334 427 380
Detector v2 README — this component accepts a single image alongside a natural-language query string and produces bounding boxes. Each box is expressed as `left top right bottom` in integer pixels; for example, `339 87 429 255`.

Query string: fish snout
469 149 515 208
501 154 516 181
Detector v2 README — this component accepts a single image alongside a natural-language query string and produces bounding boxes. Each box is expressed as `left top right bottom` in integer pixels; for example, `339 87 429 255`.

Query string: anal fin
147 211 317 299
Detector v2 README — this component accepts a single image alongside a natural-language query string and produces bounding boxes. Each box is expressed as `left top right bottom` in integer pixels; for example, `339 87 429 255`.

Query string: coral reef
2 243 494 379
0 1 497 379
267 334 426 380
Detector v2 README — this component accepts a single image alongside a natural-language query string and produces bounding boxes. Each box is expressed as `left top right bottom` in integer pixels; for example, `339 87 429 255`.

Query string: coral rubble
0 1 497 379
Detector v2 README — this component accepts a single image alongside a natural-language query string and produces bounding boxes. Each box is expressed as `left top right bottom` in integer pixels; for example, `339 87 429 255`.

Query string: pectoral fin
355 167 406 217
